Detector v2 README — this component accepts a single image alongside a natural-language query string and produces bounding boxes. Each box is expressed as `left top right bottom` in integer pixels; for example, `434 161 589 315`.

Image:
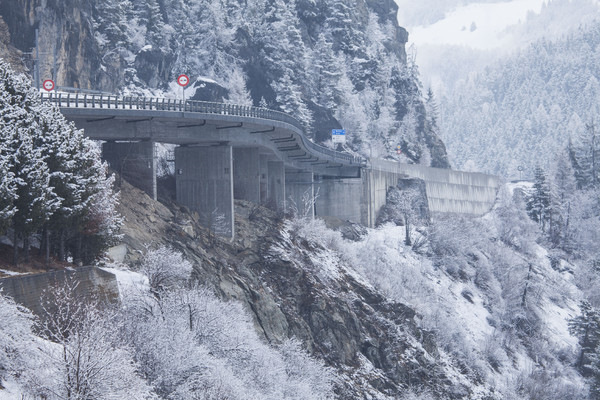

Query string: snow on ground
100 266 148 299
0 269 26 276
0 377 26 400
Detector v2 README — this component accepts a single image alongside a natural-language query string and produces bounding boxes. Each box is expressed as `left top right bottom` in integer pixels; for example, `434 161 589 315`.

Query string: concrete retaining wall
0 267 120 317
314 178 363 223
364 160 500 226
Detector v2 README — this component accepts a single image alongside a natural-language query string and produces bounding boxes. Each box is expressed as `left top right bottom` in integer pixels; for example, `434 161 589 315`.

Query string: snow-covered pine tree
93 0 135 51
0 60 120 265
548 149 578 250
132 0 168 51
571 119 600 190
309 33 343 110
325 0 362 54
569 301 600 373
0 60 59 264
526 166 552 232
273 72 313 131
73 142 121 264
0 138 16 234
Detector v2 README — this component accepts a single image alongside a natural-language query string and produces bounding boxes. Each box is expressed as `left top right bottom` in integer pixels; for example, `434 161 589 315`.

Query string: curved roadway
42 93 365 178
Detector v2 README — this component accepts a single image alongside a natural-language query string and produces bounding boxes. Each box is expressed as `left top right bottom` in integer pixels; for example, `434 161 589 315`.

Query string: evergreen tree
273 72 313 131
0 60 59 264
526 166 552 232
548 150 578 250
425 88 439 127
309 33 342 109
325 0 362 54
572 120 600 189
133 0 168 50
0 60 120 265
93 0 135 50
569 301 600 374
0 139 15 234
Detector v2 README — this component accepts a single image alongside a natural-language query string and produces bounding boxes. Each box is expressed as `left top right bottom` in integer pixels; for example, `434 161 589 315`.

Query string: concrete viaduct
43 93 500 238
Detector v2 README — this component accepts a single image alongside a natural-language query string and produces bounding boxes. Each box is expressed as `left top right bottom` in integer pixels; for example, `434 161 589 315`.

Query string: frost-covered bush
123 284 335 400
26 280 154 400
0 293 35 384
139 245 193 293
289 217 342 250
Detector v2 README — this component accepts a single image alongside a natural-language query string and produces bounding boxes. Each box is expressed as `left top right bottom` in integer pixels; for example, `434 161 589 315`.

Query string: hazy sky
404 0 546 49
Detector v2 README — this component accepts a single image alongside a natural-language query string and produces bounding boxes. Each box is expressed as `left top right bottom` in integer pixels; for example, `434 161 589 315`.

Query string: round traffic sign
177 74 190 87
43 79 55 91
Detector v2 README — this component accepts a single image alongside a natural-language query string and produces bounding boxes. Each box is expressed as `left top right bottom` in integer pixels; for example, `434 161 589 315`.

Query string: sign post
177 74 190 103
42 79 55 92
331 129 346 145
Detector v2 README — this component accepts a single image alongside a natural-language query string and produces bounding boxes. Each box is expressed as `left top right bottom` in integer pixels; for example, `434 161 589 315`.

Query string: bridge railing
41 93 365 166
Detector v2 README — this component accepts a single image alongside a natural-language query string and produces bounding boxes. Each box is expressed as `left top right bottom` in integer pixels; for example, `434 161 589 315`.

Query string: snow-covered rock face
108 180 482 398
0 0 450 168
102 175 590 398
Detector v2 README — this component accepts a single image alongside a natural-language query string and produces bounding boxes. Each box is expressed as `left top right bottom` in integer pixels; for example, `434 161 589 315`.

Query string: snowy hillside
397 0 600 177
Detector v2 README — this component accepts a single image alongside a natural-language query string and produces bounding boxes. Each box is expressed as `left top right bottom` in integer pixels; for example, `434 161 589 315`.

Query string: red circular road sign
177 74 190 87
43 79 55 91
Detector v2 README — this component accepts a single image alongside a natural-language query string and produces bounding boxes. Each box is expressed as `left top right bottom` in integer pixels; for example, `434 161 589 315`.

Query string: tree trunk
45 228 50 267
39 226 46 257
75 234 82 266
404 215 411 246
23 234 29 263
59 230 66 262
521 263 533 307
12 229 19 266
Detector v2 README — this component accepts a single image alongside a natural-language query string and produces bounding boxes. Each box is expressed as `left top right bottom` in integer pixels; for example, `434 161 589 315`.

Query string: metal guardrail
41 93 366 166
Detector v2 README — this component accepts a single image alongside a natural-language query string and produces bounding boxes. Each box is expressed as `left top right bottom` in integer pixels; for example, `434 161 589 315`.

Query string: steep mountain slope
440 21 600 177
400 0 600 177
113 180 473 398
0 0 449 167
109 177 587 399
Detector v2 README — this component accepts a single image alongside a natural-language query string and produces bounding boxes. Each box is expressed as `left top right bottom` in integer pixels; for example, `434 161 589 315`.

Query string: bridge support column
259 155 269 204
233 148 260 203
102 141 156 200
285 171 314 217
175 145 234 239
314 178 364 224
267 161 285 210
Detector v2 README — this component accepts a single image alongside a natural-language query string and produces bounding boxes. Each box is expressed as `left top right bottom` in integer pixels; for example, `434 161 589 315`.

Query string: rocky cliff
0 0 450 168
110 179 480 398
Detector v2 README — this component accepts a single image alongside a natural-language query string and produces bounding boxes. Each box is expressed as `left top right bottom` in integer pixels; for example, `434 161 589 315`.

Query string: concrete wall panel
175 145 234 238
0 267 120 318
315 178 363 223
285 171 314 217
268 161 285 210
233 148 261 203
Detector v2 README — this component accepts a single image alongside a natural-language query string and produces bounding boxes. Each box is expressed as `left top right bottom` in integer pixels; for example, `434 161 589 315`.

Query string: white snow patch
0 269 26 276
406 0 547 50
100 267 148 299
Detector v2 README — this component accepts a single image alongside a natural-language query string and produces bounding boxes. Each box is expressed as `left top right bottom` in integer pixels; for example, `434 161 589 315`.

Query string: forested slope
440 20 600 177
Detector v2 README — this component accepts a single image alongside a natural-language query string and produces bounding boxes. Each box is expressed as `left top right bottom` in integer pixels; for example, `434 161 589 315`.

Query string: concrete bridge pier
102 140 157 200
267 161 285 210
314 177 364 224
260 155 269 204
175 145 234 239
285 170 314 217
233 147 261 203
